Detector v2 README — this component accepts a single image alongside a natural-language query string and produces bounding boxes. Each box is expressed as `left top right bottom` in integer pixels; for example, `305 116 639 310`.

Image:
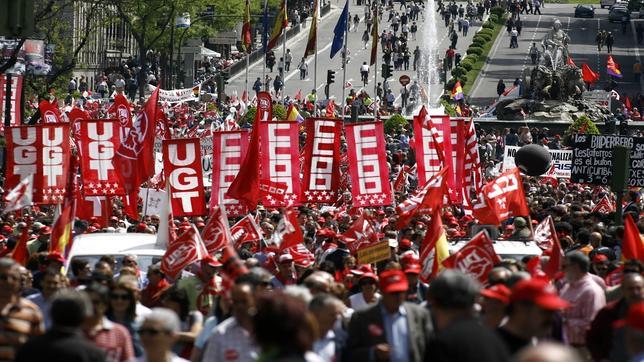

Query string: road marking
521 14 543 73
469 16 511 100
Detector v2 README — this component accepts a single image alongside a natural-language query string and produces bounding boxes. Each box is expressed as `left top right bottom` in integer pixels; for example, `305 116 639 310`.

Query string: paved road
469 3 644 107
226 1 482 111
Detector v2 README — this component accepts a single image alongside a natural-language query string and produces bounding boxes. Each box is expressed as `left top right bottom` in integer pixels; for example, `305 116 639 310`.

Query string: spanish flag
607 55 623 78
451 80 464 100
304 0 318 58
286 103 304 123
370 7 379 66
267 0 288 52
241 0 252 52
49 153 77 258
419 208 450 283
622 214 644 261
11 222 31 266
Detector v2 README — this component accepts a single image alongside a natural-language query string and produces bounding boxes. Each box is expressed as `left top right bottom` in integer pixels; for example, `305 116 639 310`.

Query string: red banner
108 94 133 136
230 215 262 249
76 195 112 227
210 130 249 216
344 122 392 207
257 91 273 122
39 100 63 124
0 74 22 128
259 121 301 206
201 205 231 254
162 138 207 216
78 120 123 196
301 118 342 203
161 226 208 279
443 231 501 284
472 168 529 225
5 124 71 204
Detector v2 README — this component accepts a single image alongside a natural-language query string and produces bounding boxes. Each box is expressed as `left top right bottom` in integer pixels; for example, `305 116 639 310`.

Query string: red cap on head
481 284 512 304
47 252 65 264
359 272 379 282
404 263 421 275
614 302 644 331
278 253 294 264
379 270 409 293
40 226 52 235
400 238 412 248
510 279 570 310
592 254 608 263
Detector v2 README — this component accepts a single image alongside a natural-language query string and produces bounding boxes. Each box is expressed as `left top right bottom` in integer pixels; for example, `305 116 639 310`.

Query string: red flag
76 195 112 227
227 92 271 209
78 120 124 196
423 113 447 167
67 107 90 140
472 168 529 225
11 222 31 266
542 216 563 280
622 214 644 261
108 93 132 130
419 209 450 283
270 208 303 251
113 87 159 194
345 122 392 207
39 100 63 123
2 174 33 214
122 189 139 220
220 243 250 291
295 89 303 101
241 0 252 52
49 154 78 258
301 118 342 203
443 231 501 284
463 117 483 195
160 226 209 279
201 206 232 254
230 215 263 249
396 167 448 228
625 96 633 111
566 56 576 67
582 63 600 83
241 90 248 104
393 165 411 193
162 138 207 216
592 195 616 215
210 130 250 217
341 212 379 253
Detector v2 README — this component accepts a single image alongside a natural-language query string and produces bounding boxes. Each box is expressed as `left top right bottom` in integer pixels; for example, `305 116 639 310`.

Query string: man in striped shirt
0 258 44 361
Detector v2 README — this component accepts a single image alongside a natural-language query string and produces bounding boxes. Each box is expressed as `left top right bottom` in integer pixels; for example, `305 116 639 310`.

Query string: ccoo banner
210 130 250 216
259 121 301 206
502 146 572 179
162 138 207 216
301 118 342 203
345 122 392 207
571 134 644 186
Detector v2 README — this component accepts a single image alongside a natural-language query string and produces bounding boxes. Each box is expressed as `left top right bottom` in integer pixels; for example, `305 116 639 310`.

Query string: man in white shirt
310 294 345 362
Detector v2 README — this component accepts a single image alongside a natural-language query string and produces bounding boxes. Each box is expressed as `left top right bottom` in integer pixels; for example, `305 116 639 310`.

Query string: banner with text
571 134 644 186
162 138 207 216
259 122 301 206
503 146 572 179
210 130 250 216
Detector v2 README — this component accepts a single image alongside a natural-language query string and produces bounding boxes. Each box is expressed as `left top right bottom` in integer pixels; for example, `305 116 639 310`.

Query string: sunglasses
138 328 171 336
111 293 131 301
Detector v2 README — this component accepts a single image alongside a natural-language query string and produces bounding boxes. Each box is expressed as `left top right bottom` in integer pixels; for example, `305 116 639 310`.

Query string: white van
65 233 166 275
448 239 542 261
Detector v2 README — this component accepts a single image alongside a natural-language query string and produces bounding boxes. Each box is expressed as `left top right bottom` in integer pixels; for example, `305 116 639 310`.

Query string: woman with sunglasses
108 277 149 357
161 287 203 359
137 308 189 362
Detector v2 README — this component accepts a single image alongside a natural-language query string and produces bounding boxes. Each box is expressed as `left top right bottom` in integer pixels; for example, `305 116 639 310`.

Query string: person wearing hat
175 256 222 316
404 263 428 304
27 225 52 256
480 284 511 329
346 269 432 362
349 271 381 311
496 279 570 356
271 253 297 289
510 217 531 239
587 273 644 362
425 269 509 362
559 251 606 352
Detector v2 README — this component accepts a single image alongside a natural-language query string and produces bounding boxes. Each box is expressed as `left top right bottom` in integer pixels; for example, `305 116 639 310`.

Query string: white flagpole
313 0 319 116
281 0 287 99
341 11 348 121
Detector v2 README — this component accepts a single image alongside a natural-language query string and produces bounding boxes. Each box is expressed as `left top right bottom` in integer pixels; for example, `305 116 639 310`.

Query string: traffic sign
399 75 410 86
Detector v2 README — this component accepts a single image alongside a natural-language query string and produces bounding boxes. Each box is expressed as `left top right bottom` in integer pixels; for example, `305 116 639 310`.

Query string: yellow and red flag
304 0 318 58
241 0 252 52
267 0 287 51
370 7 379 66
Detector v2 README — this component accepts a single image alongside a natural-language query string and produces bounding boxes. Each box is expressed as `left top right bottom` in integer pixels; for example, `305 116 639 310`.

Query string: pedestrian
277 57 284 78
529 42 539 64
497 79 506 96
533 0 541 14
253 77 262 94
298 58 308 80
510 27 519 48
401 84 409 109
462 17 470 37
413 46 421 71
15 289 105 362
362 30 370 49
515 18 523 36
411 21 418 40
446 47 455 70
353 14 360 32
360 61 370 85
596 31 604 52
137 308 190 362
455 51 462 68
450 30 458 49
606 32 614 53
285 49 292 71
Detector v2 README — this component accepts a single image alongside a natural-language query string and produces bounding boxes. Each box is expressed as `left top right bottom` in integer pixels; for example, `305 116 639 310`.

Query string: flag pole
281 0 287 100
313 0 319 116
341 16 348 121
373 7 378 119
262 0 268 91
245 53 249 99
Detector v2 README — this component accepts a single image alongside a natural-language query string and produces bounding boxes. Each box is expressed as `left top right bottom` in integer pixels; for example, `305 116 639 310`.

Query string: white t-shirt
349 292 381 310
360 64 369 72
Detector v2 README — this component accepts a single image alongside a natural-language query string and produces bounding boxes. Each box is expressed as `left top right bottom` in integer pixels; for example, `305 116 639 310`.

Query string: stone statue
541 19 570 70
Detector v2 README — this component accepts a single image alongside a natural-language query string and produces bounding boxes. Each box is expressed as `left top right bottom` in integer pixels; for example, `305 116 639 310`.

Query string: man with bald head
587 273 644 362
515 342 583 362
589 232 602 249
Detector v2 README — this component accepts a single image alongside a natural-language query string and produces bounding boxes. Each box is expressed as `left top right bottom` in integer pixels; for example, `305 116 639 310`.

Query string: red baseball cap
40 226 52 235
404 263 421 275
481 284 512 304
400 238 412 249
510 279 570 310
351 264 374 276
592 254 608 263
47 252 65 264
359 272 379 282
379 270 408 293
614 302 644 331
278 253 294 264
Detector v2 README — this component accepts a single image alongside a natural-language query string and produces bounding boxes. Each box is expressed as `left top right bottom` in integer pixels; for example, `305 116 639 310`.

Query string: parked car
575 4 595 17
601 0 618 8
608 6 630 22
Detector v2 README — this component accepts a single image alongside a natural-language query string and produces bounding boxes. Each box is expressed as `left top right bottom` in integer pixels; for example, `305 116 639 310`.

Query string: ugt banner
209 130 250 217
259 121 301 206
162 138 207 216
77 120 124 195
301 118 342 203
5 124 71 204
345 122 392 207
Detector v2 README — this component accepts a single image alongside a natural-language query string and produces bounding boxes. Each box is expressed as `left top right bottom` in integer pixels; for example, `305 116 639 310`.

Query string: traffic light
381 64 389 78
327 69 336 84
221 69 230 85
387 64 393 78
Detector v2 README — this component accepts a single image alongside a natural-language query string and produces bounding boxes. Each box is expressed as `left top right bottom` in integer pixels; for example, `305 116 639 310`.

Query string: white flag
3 175 33 214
